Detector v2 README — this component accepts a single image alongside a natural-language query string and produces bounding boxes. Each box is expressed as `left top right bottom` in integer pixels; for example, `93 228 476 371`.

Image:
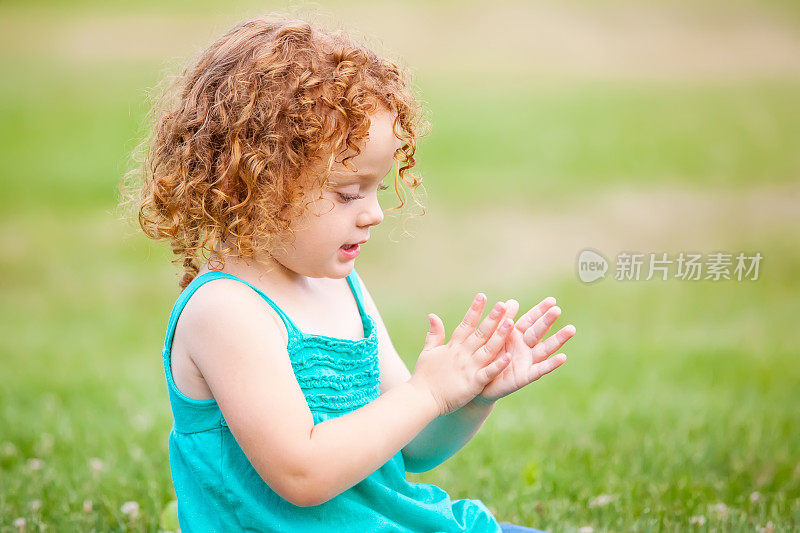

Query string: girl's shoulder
175 276 292 353
167 274 294 403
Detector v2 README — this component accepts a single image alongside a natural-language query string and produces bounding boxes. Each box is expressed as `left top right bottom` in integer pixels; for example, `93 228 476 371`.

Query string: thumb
423 313 445 350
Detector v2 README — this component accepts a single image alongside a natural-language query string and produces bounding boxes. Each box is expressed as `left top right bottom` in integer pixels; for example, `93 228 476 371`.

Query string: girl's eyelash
338 184 389 202
338 193 364 202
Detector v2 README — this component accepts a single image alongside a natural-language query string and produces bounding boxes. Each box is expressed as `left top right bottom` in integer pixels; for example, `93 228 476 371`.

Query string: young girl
123 12 574 532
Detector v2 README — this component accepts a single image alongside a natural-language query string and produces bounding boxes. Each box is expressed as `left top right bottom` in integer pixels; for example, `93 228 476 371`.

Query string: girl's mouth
339 243 361 259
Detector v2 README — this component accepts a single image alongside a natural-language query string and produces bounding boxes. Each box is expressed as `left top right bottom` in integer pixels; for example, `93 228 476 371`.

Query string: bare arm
354 271 497 473
400 396 496 473
306 379 439 502
183 280 441 508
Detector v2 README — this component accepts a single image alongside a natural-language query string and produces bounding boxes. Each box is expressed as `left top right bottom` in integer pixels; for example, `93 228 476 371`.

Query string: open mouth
339 242 362 258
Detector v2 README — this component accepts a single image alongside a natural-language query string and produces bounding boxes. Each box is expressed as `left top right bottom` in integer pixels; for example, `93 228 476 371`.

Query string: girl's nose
357 195 384 227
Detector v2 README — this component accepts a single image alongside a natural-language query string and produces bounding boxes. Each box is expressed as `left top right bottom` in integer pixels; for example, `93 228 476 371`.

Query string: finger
528 353 567 382
502 299 520 325
499 299 520 351
514 296 557 334
474 317 515 364
462 301 507 353
449 293 488 346
522 306 562 347
423 313 446 350
500 298 519 351
531 324 576 362
477 353 512 385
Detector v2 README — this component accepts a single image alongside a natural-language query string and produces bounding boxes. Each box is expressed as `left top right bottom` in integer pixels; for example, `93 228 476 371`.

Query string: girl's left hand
475 297 575 404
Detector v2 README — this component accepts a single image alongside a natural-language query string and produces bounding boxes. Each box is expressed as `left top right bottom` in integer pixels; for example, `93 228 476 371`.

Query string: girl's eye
338 192 364 203
337 183 388 203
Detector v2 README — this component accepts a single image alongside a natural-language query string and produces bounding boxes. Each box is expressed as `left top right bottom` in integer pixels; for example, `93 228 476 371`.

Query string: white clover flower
750 491 762 503
89 457 105 472
588 494 614 508
121 500 140 518
29 500 42 511
83 499 93 513
129 445 144 461
689 515 707 526
132 412 153 431
2 441 17 457
709 502 729 517
27 458 43 471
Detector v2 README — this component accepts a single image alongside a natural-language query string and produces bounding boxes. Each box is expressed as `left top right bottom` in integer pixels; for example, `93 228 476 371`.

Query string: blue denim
498 521 547 533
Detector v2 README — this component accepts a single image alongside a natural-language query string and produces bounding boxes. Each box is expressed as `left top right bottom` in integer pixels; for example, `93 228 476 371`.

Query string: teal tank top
162 269 503 532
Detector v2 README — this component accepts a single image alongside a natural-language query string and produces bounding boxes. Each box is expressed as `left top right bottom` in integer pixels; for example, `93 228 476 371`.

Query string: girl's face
270 108 401 279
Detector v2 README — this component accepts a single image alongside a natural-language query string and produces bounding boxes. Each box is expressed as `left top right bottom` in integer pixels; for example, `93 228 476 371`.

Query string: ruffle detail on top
303 385 381 411
290 314 382 413
291 352 376 373
295 366 380 391
296 329 378 354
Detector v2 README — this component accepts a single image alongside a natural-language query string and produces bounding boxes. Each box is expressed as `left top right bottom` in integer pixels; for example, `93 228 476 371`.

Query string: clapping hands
414 293 576 416
474 296 575 403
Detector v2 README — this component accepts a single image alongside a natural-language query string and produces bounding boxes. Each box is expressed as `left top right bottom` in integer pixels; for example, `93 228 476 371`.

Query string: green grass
417 78 800 207
1 2 799 531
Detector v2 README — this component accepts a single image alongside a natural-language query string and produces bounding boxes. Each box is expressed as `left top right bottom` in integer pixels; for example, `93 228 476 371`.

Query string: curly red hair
119 12 430 289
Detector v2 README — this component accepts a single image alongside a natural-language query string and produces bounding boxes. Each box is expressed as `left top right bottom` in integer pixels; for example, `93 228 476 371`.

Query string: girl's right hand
409 294 514 416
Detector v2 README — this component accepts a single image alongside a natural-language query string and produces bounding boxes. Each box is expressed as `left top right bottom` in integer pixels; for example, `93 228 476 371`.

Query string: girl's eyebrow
331 169 390 185
331 175 361 184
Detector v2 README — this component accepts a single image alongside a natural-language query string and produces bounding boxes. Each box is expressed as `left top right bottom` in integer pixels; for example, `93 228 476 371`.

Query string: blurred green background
1 0 798 531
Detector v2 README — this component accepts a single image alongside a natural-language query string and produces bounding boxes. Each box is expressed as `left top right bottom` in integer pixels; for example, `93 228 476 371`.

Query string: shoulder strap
162 271 300 356
345 269 367 316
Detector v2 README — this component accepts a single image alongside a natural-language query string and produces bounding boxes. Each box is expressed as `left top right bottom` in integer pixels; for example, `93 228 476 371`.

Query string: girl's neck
202 238 317 294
